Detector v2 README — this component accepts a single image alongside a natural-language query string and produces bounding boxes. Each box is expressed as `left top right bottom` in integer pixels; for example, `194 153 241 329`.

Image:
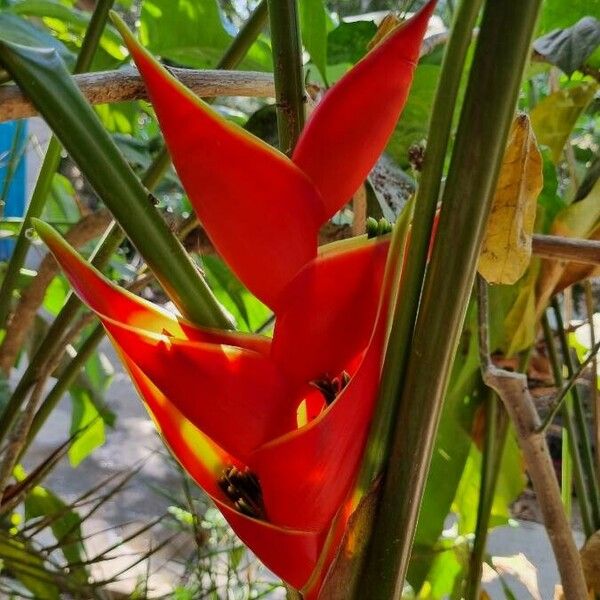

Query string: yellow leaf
531 82 598 164
478 114 543 285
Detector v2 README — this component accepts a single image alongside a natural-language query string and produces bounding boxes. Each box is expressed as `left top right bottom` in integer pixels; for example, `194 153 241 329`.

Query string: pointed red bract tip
292 0 438 218
116 21 326 308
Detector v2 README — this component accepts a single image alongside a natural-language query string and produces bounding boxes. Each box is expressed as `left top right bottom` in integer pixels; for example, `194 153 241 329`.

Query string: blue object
0 120 27 260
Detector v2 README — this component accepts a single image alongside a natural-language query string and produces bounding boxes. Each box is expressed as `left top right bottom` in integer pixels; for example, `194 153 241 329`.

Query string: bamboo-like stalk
585 280 600 483
356 0 483 498
267 0 305 153
552 297 600 529
542 313 595 537
0 0 116 330
358 2 543 596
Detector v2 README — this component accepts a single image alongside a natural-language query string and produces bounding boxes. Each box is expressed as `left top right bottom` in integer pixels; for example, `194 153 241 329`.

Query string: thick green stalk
357 0 482 492
0 0 115 329
357 2 542 596
542 313 595 537
464 394 509 600
267 0 305 153
551 297 600 528
217 0 268 70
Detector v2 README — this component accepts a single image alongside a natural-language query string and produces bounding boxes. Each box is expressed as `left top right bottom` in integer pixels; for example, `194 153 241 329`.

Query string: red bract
38 1 436 595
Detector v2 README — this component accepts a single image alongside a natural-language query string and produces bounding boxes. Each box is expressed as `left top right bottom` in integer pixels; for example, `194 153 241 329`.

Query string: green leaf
552 177 600 239
68 386 106 467
415 539 469 599
139 0 271 71
299 0 331 82
43 173 81 223
531 81 598 163
452 428 525 534
386 64 442 168
43 274 69 317
0 39 229 327
327 20 376 67
202 256 271 333
533 17 600 76
9 0 125 60
0 12 74 68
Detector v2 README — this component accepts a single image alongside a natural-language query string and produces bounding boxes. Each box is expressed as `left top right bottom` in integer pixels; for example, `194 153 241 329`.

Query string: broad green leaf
327 20 376 67
0 12 74 67
299 0 331 82
552 177 600 239
533 17 600 75
536 148 565 234
531 82 598 164
408 303 481 589
416 539 469 599
0 39 228 327
479 115 543 285
453 427 526 534
139 0 271 71
43 173 81 223
43 274 69 316
9 0 125 60
203 256 271 333
386 64 441 168
503 262 540 357
68 386 106 467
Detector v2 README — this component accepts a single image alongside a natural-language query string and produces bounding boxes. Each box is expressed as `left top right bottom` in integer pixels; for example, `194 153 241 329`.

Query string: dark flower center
218 466 266 520
310 371 351 405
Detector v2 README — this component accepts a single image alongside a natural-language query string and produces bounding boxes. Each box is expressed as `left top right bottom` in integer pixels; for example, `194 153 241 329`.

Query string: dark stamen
218 466 266 520
310 371 351 405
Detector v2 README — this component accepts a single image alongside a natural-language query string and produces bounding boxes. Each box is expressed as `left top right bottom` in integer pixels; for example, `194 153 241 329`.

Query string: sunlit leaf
478 115 543 285
299 0 332 82
139 0 271 71
530 82 598 164
0 12 74 68
68 386 106 467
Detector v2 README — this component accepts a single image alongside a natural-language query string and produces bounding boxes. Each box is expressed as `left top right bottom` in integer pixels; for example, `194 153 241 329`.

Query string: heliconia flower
38 1 437 595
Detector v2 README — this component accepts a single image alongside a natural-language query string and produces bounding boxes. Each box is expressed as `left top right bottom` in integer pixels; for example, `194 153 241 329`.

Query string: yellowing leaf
478 114 543 285
531 82 598 163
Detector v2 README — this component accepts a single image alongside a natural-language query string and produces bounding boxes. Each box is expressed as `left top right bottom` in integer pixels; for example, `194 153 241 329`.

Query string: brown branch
0 32 451 124
477 276 588 600
532 234 600 265
0 67 277 123
0 210 112 375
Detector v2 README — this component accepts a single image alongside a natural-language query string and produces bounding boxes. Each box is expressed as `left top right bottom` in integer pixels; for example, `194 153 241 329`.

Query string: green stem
538 340 600 434
464 394 509 600
542 312 595 537
357 0 482 493
267 0 305 153
357 1 542 596
217 0 268 70
0 0 115 330
551 297 600 529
